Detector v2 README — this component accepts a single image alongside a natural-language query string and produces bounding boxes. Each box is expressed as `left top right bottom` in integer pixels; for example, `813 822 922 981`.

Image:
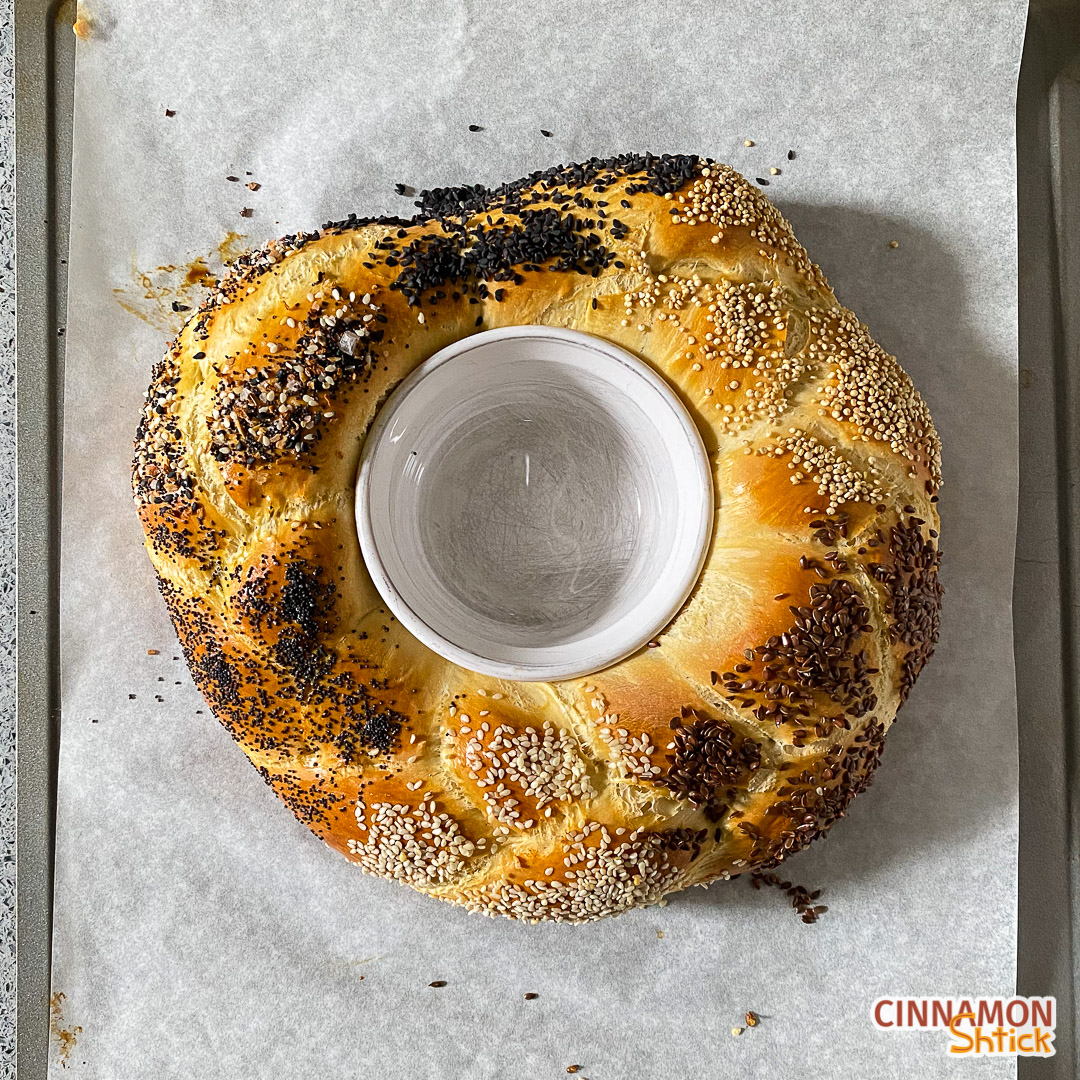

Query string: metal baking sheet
13 1 1078 1076
1014 3 1080 1075
15 1 75 1076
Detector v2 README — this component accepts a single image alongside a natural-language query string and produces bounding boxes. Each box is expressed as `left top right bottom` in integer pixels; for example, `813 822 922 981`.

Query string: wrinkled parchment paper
51 2 1027 1075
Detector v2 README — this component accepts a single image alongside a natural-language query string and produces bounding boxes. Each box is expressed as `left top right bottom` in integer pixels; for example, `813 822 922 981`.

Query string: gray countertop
2 0 17 1074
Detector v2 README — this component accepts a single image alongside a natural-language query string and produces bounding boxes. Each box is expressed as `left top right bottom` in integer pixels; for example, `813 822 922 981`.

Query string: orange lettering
949 1012 975 1054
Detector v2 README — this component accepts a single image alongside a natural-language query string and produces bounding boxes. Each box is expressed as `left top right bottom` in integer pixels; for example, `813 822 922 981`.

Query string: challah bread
133 154 942 923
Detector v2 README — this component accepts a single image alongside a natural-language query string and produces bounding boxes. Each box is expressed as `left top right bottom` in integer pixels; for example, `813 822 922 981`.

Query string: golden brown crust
134 154 942 922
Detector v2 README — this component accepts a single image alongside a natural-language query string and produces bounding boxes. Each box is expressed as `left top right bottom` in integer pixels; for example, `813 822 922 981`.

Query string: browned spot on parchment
214 230 249 265
184 258 214 287
49 991 82 1069
71 0 95 39
112 231 248 334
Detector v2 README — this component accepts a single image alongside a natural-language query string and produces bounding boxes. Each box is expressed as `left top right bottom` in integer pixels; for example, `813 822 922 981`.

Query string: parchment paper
51 2 1027 1076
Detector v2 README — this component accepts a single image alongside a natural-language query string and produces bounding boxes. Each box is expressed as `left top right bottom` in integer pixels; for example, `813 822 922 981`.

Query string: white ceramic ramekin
355 326 713 681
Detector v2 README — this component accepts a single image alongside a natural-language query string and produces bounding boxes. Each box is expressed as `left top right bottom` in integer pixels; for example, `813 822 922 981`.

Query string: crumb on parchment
50 992 82 1068
72 4 92 38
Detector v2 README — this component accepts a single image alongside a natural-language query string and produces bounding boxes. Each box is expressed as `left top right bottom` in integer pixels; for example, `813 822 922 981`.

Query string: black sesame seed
468 124 483 132
540 129 553 137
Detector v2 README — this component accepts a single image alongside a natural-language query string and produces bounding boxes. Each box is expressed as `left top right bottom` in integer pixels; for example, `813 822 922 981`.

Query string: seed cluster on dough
347 797 484 887
762 432 890 513
809 308 942 488
618 262 805 436
133 352 193 507
669 163 821 282
207 290 383 464
460 822 689 923
712 281 786 362
446 718 596 830
595 715 663 781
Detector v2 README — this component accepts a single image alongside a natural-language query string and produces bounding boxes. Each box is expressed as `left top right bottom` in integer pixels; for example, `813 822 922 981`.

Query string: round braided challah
133 154 942 923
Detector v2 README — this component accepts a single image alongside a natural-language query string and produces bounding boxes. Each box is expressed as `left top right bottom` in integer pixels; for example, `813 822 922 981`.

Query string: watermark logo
872 997 1056 1057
